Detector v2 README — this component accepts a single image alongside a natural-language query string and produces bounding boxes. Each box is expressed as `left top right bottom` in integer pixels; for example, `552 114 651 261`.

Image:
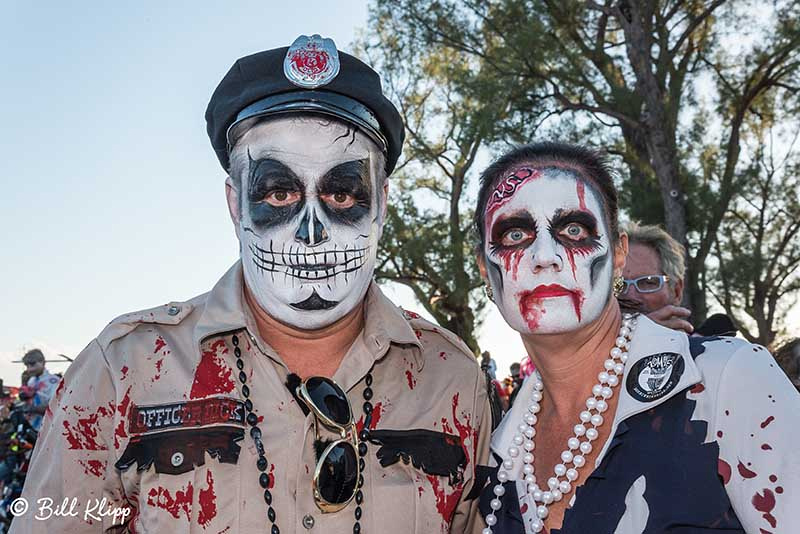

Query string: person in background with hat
12 35 490 534
19 349 61 431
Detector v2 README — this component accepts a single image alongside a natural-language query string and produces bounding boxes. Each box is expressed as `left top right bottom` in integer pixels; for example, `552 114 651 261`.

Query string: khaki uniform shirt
12 263 491 534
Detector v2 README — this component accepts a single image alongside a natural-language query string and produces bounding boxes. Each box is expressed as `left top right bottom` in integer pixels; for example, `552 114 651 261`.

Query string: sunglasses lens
318 442 358 505
305 377 351 426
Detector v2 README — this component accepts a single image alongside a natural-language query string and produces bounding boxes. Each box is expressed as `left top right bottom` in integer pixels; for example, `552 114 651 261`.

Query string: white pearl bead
586 428 599 441
525 414 537 425
614 363 625 375
517 423 528 433
554 463 567 476
536 505 549 519
592 384 602 396
596 400 608 413
524 440 535 451
620 326 631 337
561 450 574 463
525 474 536 484
552 489 563 501
513 435 524 445
607 374 619 386
493 484 506 496
503 459 514 470
567 437 580 450
610 347 622 358
482 527 492 534
615 336 627 347
523 464 534 475
558 480 571 493
603 359 615 370
585 397 597 410
523 453 534 464
528 403 540 414
591 414 604 426
573 424 586 436
566 468 578 481
579 441 593 454
497 470 509 482
508 446 520 457
534 380 544 391
490 498 502 510
598 371 610 384
531 391 543 402
547 477 559 489
579 410 592 423
573 455 586 467
601 386 613 399
524 427 535 439
619 354 628 364
531 518 544 532
527 483 538 494
542 491 554 504
532 489 543 502
486 514 497 526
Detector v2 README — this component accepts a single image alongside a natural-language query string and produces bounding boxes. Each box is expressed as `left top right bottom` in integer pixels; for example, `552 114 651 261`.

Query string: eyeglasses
621 275 670 294
296 376 360 513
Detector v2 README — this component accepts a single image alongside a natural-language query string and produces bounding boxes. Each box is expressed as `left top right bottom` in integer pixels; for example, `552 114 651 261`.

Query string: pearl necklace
483 313 637 533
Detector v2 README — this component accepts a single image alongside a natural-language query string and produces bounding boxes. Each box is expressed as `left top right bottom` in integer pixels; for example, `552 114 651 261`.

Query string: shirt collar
193 262 423 365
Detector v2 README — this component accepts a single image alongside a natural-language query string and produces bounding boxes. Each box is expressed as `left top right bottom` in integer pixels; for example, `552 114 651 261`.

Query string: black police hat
205 35 404 174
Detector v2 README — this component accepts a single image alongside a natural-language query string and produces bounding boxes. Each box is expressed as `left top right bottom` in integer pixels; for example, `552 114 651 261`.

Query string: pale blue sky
0 1 529 383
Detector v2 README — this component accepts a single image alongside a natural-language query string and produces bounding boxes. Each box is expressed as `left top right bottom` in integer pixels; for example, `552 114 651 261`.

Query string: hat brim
227 91 388 155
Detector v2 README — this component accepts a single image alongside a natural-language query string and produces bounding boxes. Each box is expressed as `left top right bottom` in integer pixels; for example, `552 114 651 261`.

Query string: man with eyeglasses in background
620 222 693 334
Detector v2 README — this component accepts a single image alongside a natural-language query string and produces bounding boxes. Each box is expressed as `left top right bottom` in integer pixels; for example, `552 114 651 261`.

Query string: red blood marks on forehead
485 167 542 217
577 180 587 212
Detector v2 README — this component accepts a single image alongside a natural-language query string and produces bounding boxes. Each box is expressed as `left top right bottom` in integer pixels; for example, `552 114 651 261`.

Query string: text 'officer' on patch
626 352 685 402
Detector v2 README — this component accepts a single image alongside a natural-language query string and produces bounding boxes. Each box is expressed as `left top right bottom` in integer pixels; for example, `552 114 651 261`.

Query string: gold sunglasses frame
297 377 361 514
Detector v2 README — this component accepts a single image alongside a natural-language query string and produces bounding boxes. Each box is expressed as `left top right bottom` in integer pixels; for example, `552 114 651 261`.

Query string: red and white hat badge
283 34 341 89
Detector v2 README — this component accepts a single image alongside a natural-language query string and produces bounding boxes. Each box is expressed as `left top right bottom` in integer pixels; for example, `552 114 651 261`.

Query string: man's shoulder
96 292 210 351
399 309 479 368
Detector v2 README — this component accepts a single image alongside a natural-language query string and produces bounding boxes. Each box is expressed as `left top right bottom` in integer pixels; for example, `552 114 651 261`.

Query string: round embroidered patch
626 352 685 402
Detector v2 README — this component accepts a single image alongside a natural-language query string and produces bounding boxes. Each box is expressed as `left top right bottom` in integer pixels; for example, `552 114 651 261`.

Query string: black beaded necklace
232 332 374 534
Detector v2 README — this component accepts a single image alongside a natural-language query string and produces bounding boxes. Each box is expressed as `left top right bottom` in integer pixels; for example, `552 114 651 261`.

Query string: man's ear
225 176 241 240
612 232 629 277
476 248 489 283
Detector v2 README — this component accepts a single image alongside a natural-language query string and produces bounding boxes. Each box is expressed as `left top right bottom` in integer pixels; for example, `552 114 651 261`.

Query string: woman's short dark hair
474 142 620 249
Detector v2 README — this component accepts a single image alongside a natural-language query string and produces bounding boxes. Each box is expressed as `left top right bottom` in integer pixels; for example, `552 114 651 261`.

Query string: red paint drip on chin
518 285 584 323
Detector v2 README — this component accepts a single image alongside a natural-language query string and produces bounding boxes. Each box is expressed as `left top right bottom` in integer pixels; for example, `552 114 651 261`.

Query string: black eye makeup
489 212 538 253
547 209 602 252
246 156 306 229
317 159 372 225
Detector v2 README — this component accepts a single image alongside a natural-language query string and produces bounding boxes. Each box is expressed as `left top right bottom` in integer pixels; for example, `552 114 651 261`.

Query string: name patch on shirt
129 397 245 434
626 352 685 402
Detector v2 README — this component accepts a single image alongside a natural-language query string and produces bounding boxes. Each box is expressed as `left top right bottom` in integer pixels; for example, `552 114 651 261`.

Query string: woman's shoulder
687 335 783 389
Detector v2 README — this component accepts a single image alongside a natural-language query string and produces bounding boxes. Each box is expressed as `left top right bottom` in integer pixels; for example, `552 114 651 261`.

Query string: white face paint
232 116 385 330
482 167 613 334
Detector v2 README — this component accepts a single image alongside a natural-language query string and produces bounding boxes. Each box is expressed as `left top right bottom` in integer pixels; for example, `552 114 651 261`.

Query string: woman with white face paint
475 143 800 534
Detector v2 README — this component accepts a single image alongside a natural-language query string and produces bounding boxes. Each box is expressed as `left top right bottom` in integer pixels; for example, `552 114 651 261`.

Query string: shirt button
171 452 184 467
167 305 181 316
302 514 315 529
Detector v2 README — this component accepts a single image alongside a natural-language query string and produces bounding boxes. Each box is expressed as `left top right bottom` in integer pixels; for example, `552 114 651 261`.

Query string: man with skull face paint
13 36 491 534
474 143 800 534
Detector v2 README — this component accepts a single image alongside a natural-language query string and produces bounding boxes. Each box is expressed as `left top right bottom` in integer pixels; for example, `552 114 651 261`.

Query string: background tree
361 27 513 352
367 0 800 343
710 120 800 346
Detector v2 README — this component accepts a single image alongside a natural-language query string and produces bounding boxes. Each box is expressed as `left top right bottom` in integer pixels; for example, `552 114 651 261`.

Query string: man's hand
647 305 693 334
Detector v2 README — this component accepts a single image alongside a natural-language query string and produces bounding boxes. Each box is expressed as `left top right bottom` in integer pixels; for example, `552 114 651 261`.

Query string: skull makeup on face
482 167 614 334
231 116 386 330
